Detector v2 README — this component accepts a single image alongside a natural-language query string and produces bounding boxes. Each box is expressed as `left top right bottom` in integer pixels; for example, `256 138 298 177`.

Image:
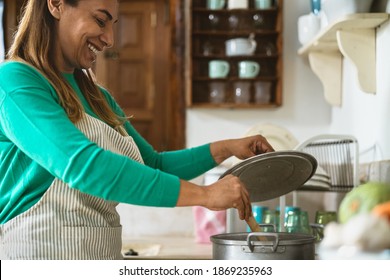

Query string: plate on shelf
300 178 331 191
244 123 299 151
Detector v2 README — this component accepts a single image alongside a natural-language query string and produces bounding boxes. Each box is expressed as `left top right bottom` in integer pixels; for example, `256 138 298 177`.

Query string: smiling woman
0 0 275 260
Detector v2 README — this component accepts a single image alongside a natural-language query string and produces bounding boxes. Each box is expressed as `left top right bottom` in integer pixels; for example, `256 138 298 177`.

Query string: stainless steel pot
211 232 316 260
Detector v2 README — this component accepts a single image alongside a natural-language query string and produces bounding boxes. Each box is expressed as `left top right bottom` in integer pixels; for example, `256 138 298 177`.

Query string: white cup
227 0 248 9
297 13 321 45
225 38 257 56
238 61 260 78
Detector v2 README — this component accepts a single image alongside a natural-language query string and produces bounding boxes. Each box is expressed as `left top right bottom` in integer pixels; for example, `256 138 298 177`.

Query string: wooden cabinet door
96 0 172 151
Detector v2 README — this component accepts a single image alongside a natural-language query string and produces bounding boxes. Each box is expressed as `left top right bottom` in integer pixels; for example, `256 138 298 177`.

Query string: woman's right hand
176 175 252 221
203 174 251 221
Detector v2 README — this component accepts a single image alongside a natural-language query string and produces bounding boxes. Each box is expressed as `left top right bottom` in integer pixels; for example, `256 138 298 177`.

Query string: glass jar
262 209 280 232
285 209 311 234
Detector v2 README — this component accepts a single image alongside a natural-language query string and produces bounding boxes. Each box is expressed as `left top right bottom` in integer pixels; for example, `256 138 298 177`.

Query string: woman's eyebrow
97 9 118 23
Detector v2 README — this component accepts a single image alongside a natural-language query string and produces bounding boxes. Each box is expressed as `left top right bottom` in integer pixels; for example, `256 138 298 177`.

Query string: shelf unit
298 13 389 107
185 0 283 108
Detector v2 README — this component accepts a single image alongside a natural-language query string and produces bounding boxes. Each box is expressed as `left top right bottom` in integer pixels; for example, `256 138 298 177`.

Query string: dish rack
294 134 359 192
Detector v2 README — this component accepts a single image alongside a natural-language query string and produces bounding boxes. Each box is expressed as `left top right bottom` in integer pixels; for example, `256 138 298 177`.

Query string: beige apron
0 114 143 259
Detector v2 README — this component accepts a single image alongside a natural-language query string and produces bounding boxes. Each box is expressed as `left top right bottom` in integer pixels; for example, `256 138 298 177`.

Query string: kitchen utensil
212 151 317 260
220 151 317 202
211 232 316 259
255 0 272 9
209 60 230 78
246 215 267 241
225 36 257 56
207 0 226 10
227 0 248 9
298 13 321 45
238 60 260 78
244 123 299 151
246 215 261 232
294 134 359 192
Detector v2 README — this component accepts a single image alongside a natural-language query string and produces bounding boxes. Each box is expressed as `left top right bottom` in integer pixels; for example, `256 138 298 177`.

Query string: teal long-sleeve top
0 61 217 224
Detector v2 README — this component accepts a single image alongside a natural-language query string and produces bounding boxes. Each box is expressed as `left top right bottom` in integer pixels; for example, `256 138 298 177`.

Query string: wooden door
96 0 180 151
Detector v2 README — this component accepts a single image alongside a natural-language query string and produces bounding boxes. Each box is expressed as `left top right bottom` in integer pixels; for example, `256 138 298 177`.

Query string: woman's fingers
208 175 252 220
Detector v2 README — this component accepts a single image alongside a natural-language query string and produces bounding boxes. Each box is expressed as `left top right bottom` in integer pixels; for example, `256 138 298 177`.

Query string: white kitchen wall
330 19 390 162
118 0 390 239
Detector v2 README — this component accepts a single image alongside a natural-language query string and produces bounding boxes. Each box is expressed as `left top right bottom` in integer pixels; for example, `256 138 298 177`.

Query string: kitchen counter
122 236 213 260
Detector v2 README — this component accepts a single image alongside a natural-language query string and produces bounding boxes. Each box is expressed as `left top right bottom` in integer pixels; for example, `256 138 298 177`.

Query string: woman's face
53 0 118 73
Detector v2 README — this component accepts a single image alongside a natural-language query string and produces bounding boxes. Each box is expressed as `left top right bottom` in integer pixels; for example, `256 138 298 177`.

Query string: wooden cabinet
185 0 283 108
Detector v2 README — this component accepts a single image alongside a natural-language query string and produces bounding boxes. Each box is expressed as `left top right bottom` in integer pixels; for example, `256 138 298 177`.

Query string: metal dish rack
294 134 359 192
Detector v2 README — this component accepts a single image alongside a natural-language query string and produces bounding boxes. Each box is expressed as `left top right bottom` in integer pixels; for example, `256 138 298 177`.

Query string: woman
0 0 274 259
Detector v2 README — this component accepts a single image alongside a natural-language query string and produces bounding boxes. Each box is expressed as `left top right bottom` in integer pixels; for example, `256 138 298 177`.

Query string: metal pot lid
219 151 317 202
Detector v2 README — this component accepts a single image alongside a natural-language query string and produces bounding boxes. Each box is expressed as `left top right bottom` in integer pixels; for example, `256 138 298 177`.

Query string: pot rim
210 232 316 246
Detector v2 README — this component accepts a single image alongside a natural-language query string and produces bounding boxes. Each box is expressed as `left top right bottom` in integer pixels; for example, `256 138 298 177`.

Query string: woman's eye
95 18 106 27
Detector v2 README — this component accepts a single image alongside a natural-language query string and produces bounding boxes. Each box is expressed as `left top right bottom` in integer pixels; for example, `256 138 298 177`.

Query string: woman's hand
175 176 252 221
204 174 252 220
210 134 275 164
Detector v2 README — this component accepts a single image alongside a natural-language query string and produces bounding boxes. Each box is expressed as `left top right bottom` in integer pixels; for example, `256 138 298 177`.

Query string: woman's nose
101 28 114 49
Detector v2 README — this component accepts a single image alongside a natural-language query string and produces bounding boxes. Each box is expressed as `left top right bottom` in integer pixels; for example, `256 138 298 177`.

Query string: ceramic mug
209 60 230 78
255 0 272 9
238 61 260 78
225 37 257 56
227 0 248 9
297 13 321 45
207 0 226 10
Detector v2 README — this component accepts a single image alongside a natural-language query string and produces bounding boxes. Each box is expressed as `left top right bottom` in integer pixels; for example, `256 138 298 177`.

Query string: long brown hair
7 0 125 132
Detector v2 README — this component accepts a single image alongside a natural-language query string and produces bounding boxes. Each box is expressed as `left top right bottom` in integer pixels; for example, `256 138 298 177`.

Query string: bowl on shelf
225 36 257 56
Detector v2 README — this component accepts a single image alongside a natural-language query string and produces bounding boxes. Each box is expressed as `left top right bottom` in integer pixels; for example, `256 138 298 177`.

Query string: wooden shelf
188 102 280 109
186 0 284 108
298 13 389 107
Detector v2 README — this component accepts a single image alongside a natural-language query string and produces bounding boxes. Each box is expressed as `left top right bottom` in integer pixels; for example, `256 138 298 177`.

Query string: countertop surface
122 236 213 260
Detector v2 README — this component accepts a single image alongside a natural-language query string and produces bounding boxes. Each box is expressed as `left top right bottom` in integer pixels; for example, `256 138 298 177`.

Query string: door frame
167 0 186 150
96 0 186 150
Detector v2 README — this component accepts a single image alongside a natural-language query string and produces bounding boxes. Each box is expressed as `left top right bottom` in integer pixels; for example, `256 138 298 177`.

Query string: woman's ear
47 0 63 20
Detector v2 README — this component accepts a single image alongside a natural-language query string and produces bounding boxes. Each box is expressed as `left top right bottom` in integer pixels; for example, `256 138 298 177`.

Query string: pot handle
247 232 279 253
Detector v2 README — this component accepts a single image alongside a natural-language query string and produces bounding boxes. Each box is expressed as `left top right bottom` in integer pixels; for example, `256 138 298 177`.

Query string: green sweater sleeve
0 62 179 210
